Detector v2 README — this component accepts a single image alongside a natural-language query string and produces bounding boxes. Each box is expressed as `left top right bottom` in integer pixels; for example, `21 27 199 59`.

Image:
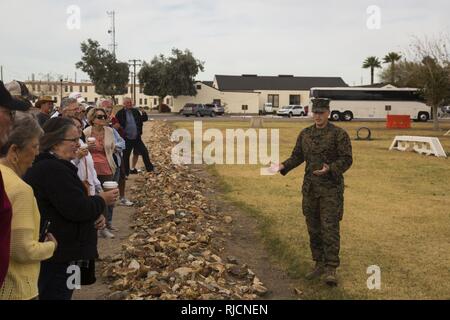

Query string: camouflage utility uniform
280 122 352 268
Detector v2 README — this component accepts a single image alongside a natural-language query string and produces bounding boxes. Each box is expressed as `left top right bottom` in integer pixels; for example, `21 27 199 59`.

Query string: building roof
214 75 348 91
201 81 214 87
352 83 397 88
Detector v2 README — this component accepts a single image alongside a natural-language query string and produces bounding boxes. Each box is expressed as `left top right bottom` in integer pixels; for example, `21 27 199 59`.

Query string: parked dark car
206 103 225 116
182 103 223 117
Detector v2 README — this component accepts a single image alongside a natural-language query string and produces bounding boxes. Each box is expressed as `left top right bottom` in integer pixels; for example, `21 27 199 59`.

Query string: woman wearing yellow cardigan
0 112 57 300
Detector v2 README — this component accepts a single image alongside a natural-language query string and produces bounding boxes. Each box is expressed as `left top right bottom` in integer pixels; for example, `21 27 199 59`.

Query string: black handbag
71 260 96 286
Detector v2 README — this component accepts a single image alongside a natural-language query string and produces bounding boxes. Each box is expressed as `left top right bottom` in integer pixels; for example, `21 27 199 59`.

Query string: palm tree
362 56 382 85
383 52 402 84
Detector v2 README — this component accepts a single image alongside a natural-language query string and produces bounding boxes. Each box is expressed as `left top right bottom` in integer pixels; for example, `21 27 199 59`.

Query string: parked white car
276 105 307 117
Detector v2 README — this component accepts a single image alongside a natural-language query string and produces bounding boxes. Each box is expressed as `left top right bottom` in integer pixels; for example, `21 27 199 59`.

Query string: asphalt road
147 113 450 123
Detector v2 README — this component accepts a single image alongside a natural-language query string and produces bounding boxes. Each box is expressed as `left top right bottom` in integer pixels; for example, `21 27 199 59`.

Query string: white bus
309 87 431 122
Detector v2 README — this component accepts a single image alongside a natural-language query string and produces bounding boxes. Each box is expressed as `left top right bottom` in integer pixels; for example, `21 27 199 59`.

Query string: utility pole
0 66 3 82
107 11 117 58
59 78 63 104
128 59 141 105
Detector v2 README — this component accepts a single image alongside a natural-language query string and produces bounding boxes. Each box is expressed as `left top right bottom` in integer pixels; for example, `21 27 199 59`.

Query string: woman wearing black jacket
24 117 118 300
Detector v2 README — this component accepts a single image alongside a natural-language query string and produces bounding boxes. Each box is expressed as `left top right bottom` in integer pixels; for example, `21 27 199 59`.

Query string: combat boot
305 262 324 280
324 266 338 286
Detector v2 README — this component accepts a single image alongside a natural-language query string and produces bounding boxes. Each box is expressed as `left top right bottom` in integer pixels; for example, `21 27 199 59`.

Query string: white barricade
389 136 447 158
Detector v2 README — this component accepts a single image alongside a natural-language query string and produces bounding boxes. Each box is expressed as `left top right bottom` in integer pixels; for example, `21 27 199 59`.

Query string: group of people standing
0 81 155 300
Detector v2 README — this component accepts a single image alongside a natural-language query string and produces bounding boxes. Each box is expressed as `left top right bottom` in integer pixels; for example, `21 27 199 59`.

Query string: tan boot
305 262 325 280
324 267 338 286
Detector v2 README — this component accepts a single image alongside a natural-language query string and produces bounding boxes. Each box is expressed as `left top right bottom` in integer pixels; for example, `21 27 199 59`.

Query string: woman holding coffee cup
69 117 102 196
23 117 119 300
84 108 118 238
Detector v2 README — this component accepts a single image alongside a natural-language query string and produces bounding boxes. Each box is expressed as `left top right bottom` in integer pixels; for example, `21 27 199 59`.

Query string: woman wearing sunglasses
84 108 117 239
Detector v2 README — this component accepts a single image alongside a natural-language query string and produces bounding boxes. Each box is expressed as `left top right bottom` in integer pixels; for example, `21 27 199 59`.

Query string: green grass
172 120 450 299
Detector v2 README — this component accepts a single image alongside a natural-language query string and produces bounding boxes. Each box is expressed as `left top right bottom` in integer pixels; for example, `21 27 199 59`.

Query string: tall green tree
383 52 402 84
417 56 450 130
76 39 129 102
380 36 450 130
362 56 382 85
138 48 204 112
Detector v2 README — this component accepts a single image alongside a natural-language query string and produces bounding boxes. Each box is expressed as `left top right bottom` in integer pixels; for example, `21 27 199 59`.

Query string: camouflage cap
311 98 330 113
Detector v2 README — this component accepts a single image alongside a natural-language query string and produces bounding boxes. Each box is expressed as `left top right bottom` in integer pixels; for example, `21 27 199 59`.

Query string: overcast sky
1 0 449 86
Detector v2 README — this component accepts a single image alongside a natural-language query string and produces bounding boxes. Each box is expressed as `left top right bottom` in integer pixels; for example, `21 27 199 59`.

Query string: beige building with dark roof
172 74 348 114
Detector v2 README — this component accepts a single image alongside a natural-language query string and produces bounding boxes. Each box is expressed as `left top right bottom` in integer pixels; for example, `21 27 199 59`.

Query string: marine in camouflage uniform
279 98 352 286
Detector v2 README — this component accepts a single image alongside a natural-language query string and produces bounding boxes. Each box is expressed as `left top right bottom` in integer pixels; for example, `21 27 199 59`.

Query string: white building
171 74 348 114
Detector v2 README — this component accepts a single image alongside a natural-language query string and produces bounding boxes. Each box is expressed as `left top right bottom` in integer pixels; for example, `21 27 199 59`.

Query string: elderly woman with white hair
0 112 57 300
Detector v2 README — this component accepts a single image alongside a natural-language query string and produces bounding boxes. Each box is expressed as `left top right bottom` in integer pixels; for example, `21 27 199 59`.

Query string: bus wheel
418 112 429 122
343 111 353 121
331 111 341 121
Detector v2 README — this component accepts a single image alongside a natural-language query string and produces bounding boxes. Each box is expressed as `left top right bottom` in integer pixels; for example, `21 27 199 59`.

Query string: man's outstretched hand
268 163 285 174
313 163 330 176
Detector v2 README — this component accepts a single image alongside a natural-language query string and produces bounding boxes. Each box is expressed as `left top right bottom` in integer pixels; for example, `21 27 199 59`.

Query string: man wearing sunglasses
0 81 31 287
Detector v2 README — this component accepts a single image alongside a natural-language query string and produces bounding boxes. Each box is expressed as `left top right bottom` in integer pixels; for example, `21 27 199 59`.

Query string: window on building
84 86 88 92
139 98 143 105
154 98 158 105
289 95 301 105
79 86 82 92
64 86 68 92
268 94 279 108
144 99 148 105
54 85 58 92
69 86 73 92
196 85 202 90
242 105 248 111
37 84 41 91
94 98 98 103
53 97 58 103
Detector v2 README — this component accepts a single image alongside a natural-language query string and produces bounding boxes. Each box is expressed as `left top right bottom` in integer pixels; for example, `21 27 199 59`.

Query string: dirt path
192 167 298 300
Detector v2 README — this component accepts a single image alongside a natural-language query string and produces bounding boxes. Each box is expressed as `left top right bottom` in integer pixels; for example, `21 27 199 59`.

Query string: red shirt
0 170 12 287
111 116 125 139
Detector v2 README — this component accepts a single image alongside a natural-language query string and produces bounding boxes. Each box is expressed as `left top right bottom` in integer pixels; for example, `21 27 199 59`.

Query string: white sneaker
119 198 133 206
100 229 115 239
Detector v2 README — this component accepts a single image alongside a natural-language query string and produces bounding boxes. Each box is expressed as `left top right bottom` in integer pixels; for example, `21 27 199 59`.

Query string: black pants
38 261 74 300
123 137 153 175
